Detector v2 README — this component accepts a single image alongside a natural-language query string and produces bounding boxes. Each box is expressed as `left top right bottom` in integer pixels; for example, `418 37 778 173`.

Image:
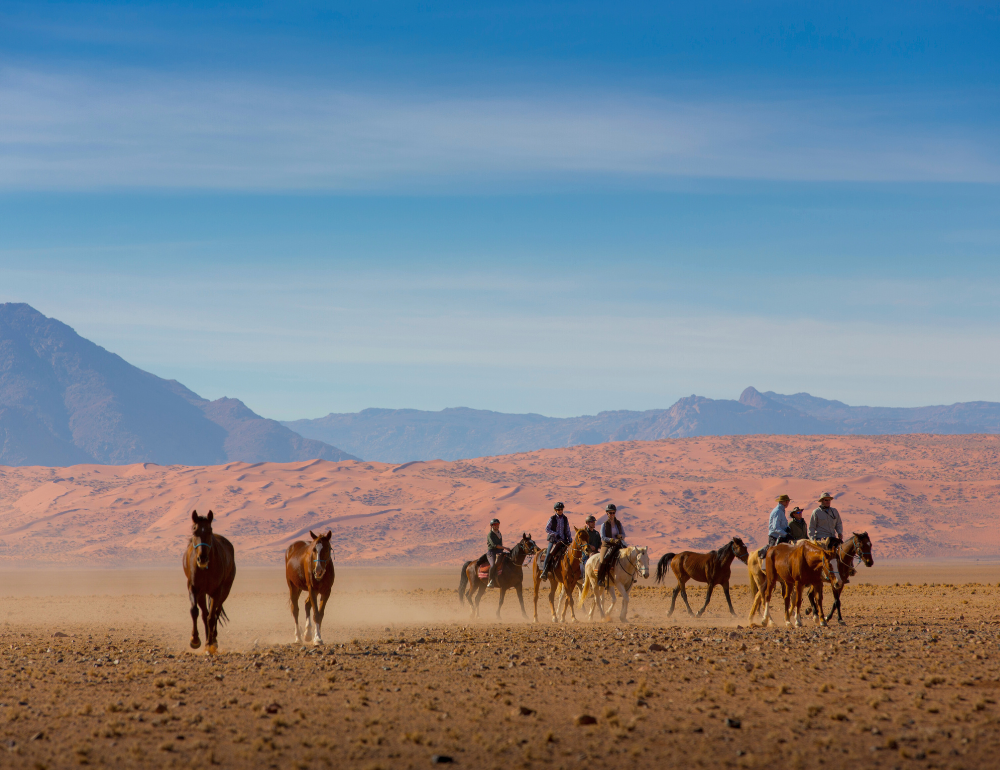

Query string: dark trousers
541 541 566 576
768 534 791 547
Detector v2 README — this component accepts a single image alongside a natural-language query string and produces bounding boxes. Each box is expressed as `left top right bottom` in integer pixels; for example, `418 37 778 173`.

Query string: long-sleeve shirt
768 504 789 539
545 513 572 544
787 517 809 542
586 528 602 553
601 518 626 545
809 506 843 541
487 529 503 551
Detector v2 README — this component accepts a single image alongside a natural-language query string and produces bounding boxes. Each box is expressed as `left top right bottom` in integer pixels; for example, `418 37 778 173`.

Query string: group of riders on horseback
461 491 873 628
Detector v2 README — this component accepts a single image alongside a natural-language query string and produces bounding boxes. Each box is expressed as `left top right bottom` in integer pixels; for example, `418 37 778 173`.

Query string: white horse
579 545 650 622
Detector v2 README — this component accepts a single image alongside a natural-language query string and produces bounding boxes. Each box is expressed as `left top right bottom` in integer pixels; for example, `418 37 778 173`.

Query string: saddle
476 554 505 582
596 544 622 588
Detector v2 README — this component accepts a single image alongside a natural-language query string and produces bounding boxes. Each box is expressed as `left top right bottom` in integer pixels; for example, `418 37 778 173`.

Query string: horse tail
764 549 777 598
655 553 675 584
458 562 470 604
747 559 758 599
218 606 230 626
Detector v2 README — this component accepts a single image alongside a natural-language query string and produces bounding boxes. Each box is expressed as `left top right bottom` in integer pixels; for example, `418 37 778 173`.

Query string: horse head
853 532 874 567
731 537 750 564
634 546 650 578
521 532 539 556
309 530 333 580
190 510 215 570
820 548 844 592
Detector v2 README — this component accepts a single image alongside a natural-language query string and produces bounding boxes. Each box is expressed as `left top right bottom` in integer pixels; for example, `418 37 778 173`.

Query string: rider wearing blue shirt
768 495 793 547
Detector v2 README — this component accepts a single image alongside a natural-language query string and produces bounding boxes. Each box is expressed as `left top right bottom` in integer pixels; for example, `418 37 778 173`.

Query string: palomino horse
182 510 236 654
458 533 539 620
806 532 874 624
762 540 843 628
579 545 650 622
285 530 335 645
656 537 749 617
532 528 590 623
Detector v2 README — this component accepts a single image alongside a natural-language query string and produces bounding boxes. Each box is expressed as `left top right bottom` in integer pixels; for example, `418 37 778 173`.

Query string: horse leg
312 591 328 645
602 584 617 623
548 580 558 623
794 583 804 628
515 585 528 620
473 583 486 619
205 595 220 654
696 583 716 618
188 589 202 649
198 593 211 649
782 583 793 627
565 583 578 623
288 585 303 644
826 586 843 625
814 584 827 627
723 583 736 616
619 582 630 622
532 573 540 623
303 592 314 643
496 586 507 620
679 580 696 616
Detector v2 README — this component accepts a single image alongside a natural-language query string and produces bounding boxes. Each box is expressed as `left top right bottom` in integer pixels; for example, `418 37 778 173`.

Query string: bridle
312 543 332 576
193 535 213 565
616 547 647 588
849 533 873 567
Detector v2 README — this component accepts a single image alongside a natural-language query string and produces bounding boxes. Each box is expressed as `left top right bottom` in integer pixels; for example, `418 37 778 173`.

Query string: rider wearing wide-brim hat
767 494 793 547
787 507 808 542
486 518 508 588
809 493 844 547
540 502 572 581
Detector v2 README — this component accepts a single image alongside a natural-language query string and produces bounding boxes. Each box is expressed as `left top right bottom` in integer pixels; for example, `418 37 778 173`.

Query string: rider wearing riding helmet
540 502 572 581
486 518 507 588
600 504 626 560
582 514 601 580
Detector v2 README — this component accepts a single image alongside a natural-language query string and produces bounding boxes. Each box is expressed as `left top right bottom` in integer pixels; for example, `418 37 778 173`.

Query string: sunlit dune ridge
1 434 998 566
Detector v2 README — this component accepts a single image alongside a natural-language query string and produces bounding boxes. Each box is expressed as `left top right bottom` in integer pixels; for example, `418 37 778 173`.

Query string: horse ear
206 510 214 523
310 530 318 540
191 510 198 523
325 530 332 540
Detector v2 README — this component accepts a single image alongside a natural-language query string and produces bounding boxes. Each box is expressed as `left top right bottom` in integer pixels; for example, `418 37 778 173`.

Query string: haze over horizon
1 2 998 420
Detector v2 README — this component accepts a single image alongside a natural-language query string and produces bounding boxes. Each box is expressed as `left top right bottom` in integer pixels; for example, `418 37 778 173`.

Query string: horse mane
715 540 733 567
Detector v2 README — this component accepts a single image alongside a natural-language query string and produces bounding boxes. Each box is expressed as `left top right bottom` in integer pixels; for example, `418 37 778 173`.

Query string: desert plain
2 435 1000 769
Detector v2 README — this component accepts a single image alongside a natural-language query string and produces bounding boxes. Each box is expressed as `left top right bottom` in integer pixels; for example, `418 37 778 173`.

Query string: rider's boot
539 547 551 581
486 563 497 588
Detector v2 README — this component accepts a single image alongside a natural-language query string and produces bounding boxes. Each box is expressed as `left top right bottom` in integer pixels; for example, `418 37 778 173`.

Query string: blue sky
1 2 998 419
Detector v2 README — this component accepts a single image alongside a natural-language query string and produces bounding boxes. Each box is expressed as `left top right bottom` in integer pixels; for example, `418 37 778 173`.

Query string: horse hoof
207 644 218 655
838 620 847 626
313 639 324 647
190 638 201 649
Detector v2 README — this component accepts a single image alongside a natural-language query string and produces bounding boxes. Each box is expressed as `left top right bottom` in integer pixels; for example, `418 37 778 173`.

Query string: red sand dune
1 434 998 566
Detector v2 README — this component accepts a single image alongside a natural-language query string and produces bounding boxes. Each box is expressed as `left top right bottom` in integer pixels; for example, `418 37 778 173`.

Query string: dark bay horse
458 533 539 620
655 537 750 618
285 530 335 645
532 528 590 623
806 532 874 624
182 510 236 654
762 540 843 628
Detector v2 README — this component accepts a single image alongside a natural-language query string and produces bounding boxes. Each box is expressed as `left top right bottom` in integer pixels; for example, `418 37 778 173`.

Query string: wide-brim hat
789 507 804 515
818 492 834 501
775 494 790 503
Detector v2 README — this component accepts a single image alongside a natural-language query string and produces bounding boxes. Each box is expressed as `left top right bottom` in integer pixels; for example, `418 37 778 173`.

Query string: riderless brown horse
655 537 750 617
762 540 843 628
458 533 539 620
182 510 236 654
806 532 874 624
532 528 590 623
285 530 335 645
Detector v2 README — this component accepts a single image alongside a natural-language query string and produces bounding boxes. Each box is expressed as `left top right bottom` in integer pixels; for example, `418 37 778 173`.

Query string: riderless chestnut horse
285 530 335 645
761 540 843 628
532 528 590 623
458 533 539 620
182 510 236 654
655 537 750 617
806 532 874 624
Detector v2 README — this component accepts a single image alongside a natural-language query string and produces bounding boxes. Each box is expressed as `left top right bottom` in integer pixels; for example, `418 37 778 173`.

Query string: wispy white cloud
1 67 996 191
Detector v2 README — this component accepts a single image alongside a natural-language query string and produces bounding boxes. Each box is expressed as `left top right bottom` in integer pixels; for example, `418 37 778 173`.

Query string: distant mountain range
0 303 357 467
285 387 1000 463
5 303 1000 468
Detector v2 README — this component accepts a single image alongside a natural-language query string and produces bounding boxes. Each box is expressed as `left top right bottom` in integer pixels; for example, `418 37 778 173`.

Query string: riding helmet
553 502 565 511
606 504 617 513
585 514 596 523
490 518 500 525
